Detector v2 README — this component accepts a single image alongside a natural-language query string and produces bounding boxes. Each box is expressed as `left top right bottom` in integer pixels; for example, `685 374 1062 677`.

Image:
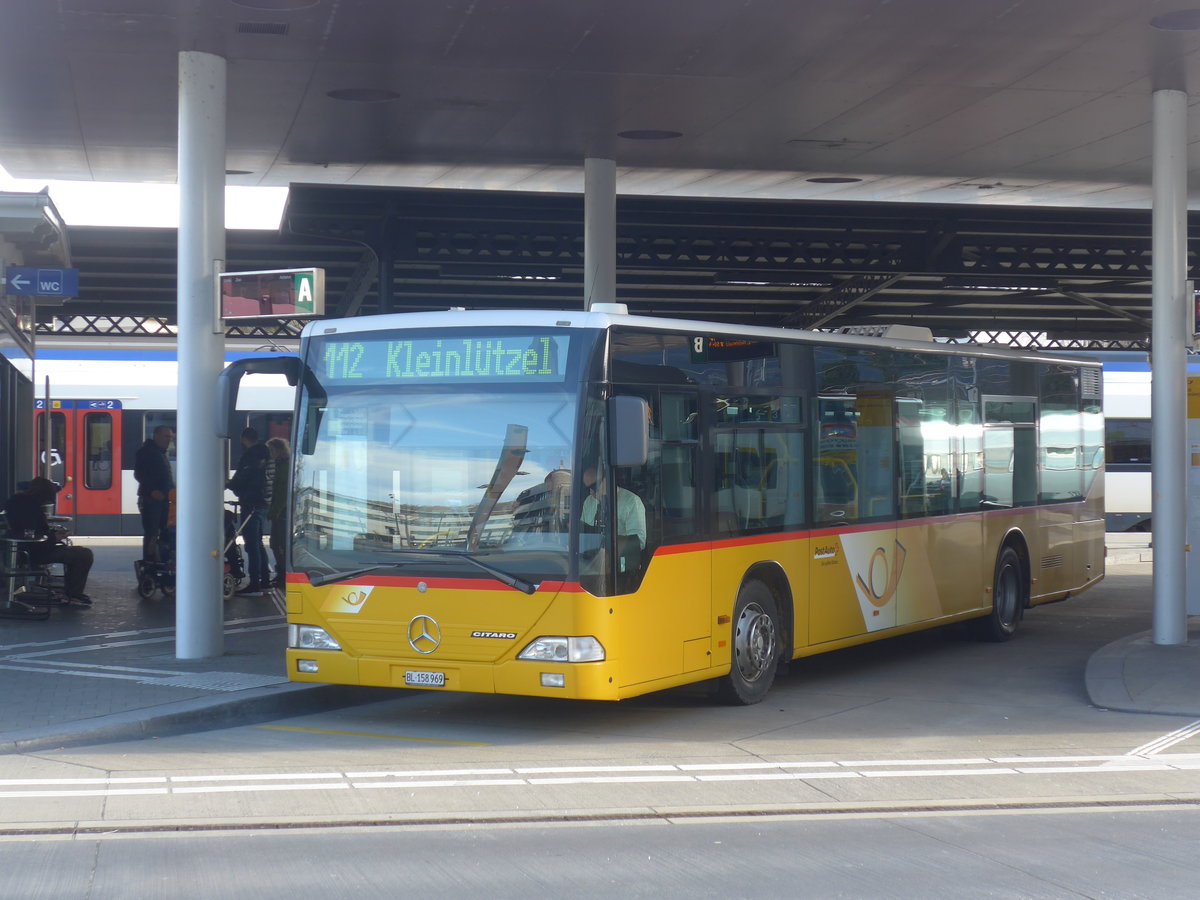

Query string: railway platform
0 540 388 753
0 539 1192 755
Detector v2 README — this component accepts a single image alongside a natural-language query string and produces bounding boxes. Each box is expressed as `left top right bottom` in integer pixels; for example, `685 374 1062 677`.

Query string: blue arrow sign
6 266 79 297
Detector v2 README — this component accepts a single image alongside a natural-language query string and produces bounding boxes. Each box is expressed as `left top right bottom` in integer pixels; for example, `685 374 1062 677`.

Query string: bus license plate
405 670 446 687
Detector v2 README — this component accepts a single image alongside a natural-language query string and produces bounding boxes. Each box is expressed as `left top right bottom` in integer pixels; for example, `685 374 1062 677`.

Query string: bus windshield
291 329 587 584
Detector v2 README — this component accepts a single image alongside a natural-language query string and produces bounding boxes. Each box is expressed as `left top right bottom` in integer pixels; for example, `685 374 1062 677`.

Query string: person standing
133 424 174 563
228 426 272 595
265 437 290 589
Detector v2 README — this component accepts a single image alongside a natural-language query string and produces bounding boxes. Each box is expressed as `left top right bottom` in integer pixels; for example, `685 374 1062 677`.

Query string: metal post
584 158 616 309
176 51 227 658
1151 87 1189 645
41 377 49 480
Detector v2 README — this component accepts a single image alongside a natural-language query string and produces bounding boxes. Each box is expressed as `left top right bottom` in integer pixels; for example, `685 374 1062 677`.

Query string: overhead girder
39 186 1188 348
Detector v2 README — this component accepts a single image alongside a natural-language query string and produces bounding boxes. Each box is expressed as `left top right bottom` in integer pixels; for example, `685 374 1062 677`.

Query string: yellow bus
220 306 1105 704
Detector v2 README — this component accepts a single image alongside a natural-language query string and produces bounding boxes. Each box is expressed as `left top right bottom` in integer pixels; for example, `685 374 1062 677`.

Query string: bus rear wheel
718 580 779 705
970 545 1025 642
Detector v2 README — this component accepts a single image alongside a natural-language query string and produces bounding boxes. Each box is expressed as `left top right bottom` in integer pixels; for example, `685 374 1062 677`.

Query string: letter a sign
294 271 316 314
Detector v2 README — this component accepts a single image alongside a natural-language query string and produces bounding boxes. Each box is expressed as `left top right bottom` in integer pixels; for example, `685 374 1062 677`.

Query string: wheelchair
134 503 248 600
0 522 61 620
134 526 176 600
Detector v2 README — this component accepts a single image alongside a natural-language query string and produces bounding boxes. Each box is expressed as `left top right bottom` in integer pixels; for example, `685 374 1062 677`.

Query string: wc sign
218 267 325 321
5 266 79 297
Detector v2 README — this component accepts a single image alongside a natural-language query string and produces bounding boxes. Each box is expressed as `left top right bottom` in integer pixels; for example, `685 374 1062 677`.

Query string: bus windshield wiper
387 549 538 595
307 564 397 587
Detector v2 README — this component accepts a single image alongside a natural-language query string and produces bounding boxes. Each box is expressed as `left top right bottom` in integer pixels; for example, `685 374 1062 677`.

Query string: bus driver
580 467 646 580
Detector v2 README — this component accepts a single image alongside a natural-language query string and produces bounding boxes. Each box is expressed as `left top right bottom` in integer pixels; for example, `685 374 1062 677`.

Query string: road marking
7 622 281 661
1128 720 1200 757
0 615 279 653
257 725 489 746
0 619 287 691
1 753 1199 800
0 662 285 691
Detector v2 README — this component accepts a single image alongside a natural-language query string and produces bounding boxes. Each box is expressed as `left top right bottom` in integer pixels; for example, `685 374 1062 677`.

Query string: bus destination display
319 333 569 385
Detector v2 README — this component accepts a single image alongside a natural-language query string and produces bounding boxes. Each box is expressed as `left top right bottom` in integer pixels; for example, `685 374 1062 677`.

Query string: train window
83 413 114 490
38 412 68 488
1105 418 1150 470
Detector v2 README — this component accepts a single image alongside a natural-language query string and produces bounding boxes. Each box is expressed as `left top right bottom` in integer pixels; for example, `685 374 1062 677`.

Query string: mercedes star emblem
408 615 441 654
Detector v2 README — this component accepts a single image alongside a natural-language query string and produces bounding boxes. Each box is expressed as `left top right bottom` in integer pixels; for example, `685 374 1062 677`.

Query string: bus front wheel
970 545 1026 642
718 580 779 705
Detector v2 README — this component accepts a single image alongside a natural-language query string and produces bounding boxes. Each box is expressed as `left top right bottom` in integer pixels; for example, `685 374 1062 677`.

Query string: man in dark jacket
133 424 174 562
228 426 272 595
3 477 94 606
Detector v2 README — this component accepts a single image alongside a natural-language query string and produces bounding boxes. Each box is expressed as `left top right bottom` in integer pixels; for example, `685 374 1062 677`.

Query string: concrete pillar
175 51 227 658
583 158 616 309
1150 87 1189 646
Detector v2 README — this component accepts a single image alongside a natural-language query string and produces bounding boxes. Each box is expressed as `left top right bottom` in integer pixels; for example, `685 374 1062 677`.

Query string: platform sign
1192 281 1199 351
6 266 79 297
219 268 324 320
1189 376 1200 615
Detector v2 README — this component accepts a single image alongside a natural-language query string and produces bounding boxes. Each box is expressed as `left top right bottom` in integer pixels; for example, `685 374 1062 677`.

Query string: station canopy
47 183 1160 350
3 0 1197 351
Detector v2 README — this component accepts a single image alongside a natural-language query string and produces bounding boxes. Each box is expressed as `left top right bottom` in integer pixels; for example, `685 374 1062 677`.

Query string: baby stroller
222 501 248 600
135 490 176 599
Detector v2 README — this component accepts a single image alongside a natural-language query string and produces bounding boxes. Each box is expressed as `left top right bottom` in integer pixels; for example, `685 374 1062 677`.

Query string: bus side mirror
217 356 301 438
609 395 649 467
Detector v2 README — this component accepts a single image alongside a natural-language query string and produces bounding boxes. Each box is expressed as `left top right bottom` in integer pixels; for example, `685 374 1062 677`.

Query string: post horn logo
322 585 373 615
342 590 369 610
408 615 442 654
854 540 908 609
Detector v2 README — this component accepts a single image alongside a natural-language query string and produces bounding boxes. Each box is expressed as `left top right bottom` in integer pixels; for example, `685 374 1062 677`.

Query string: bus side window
618 390 700 554
815 398 859 525
658 392 698 542
716 395 805 535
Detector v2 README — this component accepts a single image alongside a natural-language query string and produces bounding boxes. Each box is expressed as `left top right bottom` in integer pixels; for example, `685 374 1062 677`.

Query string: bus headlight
288 624 342 651
518 636 605 662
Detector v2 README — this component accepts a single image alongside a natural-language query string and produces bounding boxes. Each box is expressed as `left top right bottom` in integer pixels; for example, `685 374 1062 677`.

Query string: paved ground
0 540 388 752
0 536 1190 754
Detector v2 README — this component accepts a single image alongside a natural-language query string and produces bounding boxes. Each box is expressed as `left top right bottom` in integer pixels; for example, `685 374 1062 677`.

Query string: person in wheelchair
3 477 94 607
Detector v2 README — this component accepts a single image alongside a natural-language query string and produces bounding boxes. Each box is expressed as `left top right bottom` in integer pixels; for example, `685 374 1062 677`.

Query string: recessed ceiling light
617 130 683 140
236 21 289 36
788 138 878 150
231 0 319 10
806 176 862 184
327 88 402 103
1151 8 1200 30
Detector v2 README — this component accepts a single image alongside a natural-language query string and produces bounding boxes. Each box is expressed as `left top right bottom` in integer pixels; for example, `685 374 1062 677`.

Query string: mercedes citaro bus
219 305 1104 704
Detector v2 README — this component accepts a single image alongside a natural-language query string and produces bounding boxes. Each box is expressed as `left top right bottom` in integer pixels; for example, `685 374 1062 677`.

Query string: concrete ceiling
2 0 1199 209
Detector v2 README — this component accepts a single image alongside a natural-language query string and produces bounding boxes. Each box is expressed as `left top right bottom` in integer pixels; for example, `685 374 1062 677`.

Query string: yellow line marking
255 724 489 746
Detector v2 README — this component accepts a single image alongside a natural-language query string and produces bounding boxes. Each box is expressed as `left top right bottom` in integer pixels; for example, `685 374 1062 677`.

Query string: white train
1100 355 1152 532
1096 352 1200 533
13 340 1169 536
15 339 295 536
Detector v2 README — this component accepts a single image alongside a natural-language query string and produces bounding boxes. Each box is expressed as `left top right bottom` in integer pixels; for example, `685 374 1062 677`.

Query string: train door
35 400 123 534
